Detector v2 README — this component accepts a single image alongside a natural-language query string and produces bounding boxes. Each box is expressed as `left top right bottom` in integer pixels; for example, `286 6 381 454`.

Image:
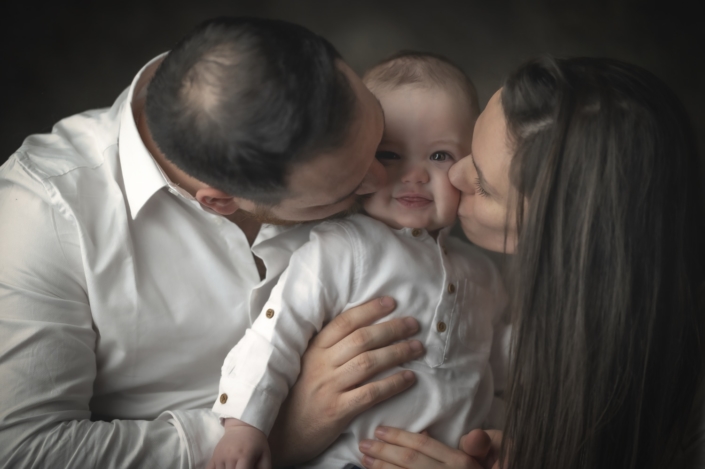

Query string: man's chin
252 199 364 226
250 206 300 226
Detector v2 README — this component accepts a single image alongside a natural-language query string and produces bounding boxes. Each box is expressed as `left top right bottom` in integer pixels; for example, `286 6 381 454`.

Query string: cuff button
219 393 228 404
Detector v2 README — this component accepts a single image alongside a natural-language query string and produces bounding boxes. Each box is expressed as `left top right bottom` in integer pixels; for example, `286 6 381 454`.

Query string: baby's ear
196 187 239 215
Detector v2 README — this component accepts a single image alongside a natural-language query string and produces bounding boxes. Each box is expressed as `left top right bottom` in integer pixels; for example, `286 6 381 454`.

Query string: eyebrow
471 154 498 194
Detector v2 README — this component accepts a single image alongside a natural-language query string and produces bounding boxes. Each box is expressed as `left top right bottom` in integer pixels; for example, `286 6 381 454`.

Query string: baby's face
363 85 475 232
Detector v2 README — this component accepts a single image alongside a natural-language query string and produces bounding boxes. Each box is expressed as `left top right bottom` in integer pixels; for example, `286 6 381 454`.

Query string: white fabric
213 214 509 468
0 54 316 468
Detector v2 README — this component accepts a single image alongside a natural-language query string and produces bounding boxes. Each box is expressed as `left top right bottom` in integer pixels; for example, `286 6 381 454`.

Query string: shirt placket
424 233 460 368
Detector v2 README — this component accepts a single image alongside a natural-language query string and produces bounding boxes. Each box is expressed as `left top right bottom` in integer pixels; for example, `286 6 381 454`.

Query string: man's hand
207 419 271 469
268 297 425 467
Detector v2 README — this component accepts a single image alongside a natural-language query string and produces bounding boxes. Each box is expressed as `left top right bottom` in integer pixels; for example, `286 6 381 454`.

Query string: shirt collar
396 225 452 243
119 52 186 219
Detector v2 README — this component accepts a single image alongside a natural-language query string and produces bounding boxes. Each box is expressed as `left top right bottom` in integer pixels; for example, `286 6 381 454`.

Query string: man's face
237 61 386 224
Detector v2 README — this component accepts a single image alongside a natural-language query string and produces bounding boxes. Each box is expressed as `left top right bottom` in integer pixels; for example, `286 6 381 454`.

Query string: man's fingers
331 316 422 367
336 340 424 389
312 297 397 349
340 370 416 419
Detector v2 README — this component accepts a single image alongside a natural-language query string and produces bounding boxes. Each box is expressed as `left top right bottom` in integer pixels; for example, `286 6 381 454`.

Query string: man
0 17 425 468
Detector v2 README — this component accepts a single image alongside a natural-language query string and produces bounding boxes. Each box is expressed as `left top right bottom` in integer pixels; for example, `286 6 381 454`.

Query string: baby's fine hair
363 50 480 116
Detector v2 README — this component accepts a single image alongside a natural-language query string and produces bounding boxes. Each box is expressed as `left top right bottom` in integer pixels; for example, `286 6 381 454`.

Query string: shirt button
448 283 456 294
412 229 422 237
437 321 447 333
219 393 228 404
443 248 448 255
265 309 275 319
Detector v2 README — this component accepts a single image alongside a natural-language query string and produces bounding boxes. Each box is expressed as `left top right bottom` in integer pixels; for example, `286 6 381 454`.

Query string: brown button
219 393 228 404
448 283 456 294
411 229 422 237
265 309 275 319
443 248 448 255
437 321 447 333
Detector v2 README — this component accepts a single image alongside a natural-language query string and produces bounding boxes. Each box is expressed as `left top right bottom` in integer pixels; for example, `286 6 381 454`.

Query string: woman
357 57 705 468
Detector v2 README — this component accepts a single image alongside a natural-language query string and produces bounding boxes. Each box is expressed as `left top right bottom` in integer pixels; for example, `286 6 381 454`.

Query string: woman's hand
358 427 503 469
459 429 502 469
268 297 425 468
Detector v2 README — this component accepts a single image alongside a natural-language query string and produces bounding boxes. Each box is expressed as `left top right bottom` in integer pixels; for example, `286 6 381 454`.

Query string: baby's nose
402 164 430 184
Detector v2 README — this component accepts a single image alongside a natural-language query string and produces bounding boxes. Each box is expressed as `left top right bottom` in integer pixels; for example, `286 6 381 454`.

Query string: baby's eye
430 151 452 161
376 151 400 161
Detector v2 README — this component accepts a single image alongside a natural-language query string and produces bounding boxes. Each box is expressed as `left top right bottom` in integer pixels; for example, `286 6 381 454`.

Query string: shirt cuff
159 408 224 469
212 375 283 436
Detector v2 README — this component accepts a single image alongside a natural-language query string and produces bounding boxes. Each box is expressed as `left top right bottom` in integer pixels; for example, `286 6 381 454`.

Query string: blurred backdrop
2 0 703 178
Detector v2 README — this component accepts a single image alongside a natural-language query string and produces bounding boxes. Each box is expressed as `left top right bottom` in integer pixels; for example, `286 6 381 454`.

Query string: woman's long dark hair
501 57 705 469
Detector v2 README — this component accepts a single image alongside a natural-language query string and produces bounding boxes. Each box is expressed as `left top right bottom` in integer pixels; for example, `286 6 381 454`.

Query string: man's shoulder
5 89 128 182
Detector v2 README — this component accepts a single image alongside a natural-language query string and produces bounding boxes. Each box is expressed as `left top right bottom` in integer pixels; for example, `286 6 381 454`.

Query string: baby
210 51 508 469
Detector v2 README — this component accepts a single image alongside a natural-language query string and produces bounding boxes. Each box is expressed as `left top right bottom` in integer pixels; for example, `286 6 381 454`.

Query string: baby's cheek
438 183 461 222
362 190 391 218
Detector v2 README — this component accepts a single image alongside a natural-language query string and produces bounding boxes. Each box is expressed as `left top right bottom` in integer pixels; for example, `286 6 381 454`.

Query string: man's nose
355 158 387 195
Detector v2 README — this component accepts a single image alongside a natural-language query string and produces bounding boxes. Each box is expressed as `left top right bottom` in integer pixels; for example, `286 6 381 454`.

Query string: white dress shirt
213 214 509 469
0 55 316 468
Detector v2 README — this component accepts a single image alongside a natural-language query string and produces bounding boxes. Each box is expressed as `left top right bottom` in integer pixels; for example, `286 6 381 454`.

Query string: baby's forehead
362 54 478 112
374 84 477 131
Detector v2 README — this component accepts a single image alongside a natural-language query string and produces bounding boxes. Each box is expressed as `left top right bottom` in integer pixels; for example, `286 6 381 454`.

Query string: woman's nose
401 163 430 184
449 156 476 194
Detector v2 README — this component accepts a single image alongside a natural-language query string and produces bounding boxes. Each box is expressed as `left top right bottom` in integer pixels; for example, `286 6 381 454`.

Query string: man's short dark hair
146 17 356 205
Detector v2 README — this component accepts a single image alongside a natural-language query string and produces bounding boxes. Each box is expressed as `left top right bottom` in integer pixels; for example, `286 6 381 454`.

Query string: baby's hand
207 418 271 469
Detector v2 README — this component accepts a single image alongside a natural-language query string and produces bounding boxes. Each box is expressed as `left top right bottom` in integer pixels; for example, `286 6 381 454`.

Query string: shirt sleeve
0 160 220 469
213 221 358 435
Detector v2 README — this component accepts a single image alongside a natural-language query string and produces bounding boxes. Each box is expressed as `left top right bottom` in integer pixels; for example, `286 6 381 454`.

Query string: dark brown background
2 0 703 182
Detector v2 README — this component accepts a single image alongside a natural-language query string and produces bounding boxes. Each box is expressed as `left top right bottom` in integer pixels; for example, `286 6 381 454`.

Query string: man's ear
195 187 240 215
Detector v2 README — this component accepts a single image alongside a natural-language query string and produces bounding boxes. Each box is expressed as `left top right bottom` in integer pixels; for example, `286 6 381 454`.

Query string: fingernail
375 426 389 437
379 296 394 308
363 455 376 466
402 370 415 382
359 439 373 451
410 340 424 352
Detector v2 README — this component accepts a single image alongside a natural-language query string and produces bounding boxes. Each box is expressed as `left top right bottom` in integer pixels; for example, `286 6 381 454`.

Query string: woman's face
449 89 519 253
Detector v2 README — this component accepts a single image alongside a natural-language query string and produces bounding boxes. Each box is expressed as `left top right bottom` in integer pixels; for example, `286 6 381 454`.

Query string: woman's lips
395 195 433 208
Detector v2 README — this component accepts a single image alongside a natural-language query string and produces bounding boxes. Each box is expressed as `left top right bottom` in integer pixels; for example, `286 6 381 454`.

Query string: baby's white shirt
213 214 509 468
